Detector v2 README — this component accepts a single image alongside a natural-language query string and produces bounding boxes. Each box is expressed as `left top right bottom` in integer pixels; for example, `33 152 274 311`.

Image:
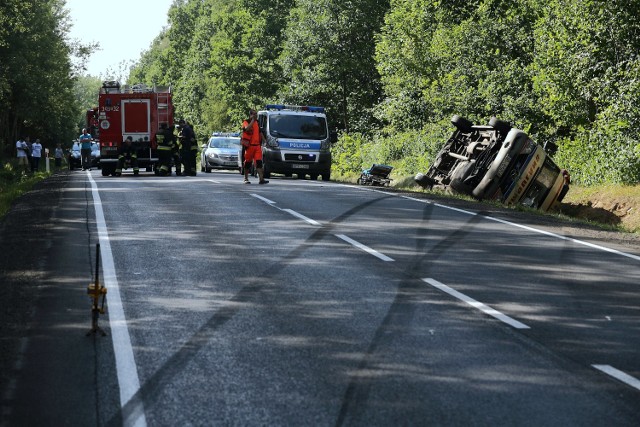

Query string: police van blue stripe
279 141 322 150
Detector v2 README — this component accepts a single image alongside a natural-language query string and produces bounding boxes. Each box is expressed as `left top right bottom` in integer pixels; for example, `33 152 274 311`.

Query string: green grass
0 162 51 219
388 172 640 234
563 183 640 201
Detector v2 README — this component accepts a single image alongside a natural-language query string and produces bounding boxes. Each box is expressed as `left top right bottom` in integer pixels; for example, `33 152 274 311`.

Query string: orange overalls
242 120 262 167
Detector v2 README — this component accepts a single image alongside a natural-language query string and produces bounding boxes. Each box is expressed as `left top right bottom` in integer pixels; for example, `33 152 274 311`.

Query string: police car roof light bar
211 131 241 137
264 104 325 113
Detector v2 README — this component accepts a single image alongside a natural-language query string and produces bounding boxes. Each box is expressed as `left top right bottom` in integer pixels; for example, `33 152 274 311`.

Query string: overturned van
415 115 570 211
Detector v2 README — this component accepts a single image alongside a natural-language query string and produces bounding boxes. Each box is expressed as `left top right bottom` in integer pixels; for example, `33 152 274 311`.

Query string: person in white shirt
15 137 30 171
30 138 42 172
54 143 64 168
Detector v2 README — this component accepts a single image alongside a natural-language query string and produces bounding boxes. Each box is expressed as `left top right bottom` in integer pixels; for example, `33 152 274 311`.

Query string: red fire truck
90 80 174 176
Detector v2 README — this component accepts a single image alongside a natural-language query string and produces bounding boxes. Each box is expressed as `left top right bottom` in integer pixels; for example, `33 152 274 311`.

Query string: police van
258 104 337 181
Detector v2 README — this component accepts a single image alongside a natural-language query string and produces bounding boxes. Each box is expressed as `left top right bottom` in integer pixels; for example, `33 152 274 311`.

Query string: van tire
451 115 474 133
488 117 511 134
449 161 475 195
415 173 436 189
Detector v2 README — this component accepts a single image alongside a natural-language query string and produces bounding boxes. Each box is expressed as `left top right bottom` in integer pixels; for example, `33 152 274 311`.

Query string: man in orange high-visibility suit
241 109 268 184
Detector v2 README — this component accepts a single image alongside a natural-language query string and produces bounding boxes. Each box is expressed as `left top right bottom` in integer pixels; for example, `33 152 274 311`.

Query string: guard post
86 243 107 336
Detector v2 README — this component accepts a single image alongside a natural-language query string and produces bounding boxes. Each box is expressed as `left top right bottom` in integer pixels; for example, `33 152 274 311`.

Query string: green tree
376 0 538 130
73 75 102 130
0 0 80 158
280 0 390 133
131 0 295 135
532 0 640 183
205 0 295 129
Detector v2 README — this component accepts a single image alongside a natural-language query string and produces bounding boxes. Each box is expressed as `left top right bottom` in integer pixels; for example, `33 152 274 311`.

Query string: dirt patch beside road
559 184 640 233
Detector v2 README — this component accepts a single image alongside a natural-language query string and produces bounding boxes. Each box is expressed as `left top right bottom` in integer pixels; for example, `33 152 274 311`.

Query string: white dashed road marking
592 365 640 391
422 278 530 330
335 234 395 262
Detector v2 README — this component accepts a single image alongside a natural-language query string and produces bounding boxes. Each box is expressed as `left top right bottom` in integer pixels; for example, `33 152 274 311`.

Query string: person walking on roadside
54 143 64 168
25 136 33 166
79 128 93 170
15 136 30 172
241 109 268 184
30 138 42 172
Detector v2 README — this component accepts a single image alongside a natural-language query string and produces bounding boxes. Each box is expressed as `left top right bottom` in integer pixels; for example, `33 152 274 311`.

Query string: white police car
69 141 100 170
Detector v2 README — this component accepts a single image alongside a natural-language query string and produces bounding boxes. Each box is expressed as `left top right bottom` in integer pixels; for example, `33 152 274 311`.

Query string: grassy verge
0 162 52 219
383 172 640 234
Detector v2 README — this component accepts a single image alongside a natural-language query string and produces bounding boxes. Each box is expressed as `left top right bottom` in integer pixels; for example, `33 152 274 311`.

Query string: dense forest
1 0 75 159
2 0 640 185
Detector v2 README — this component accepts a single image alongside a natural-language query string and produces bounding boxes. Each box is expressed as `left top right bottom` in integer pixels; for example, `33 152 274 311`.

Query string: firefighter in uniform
115 136 139 176
172 124 182 176
178 119 197 176
156 123 176 176
187 121 199 176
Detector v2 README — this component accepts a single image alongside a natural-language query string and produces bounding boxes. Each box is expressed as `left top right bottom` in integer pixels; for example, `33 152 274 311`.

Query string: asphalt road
1 169 639 426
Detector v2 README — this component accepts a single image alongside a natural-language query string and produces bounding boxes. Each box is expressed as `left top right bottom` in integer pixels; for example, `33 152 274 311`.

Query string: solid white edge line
395 191 640 263
335 234 395 262
422 278 530 330
88 173 147 427
592 365 640 391
486 216 640 262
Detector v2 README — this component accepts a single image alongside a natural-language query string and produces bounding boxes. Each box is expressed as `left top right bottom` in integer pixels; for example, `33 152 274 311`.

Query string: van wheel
415 173 436 189
449 161 475 195
322 171 331 181
488 117 511 134
451 115 474 133
310 174 318 181
450 176 474 195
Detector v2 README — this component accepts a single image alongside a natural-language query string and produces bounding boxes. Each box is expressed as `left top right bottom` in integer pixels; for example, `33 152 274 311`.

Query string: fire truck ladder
157 91 170 129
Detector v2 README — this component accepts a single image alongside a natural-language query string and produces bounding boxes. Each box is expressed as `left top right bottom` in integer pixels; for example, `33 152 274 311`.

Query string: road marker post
86 243 108 336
